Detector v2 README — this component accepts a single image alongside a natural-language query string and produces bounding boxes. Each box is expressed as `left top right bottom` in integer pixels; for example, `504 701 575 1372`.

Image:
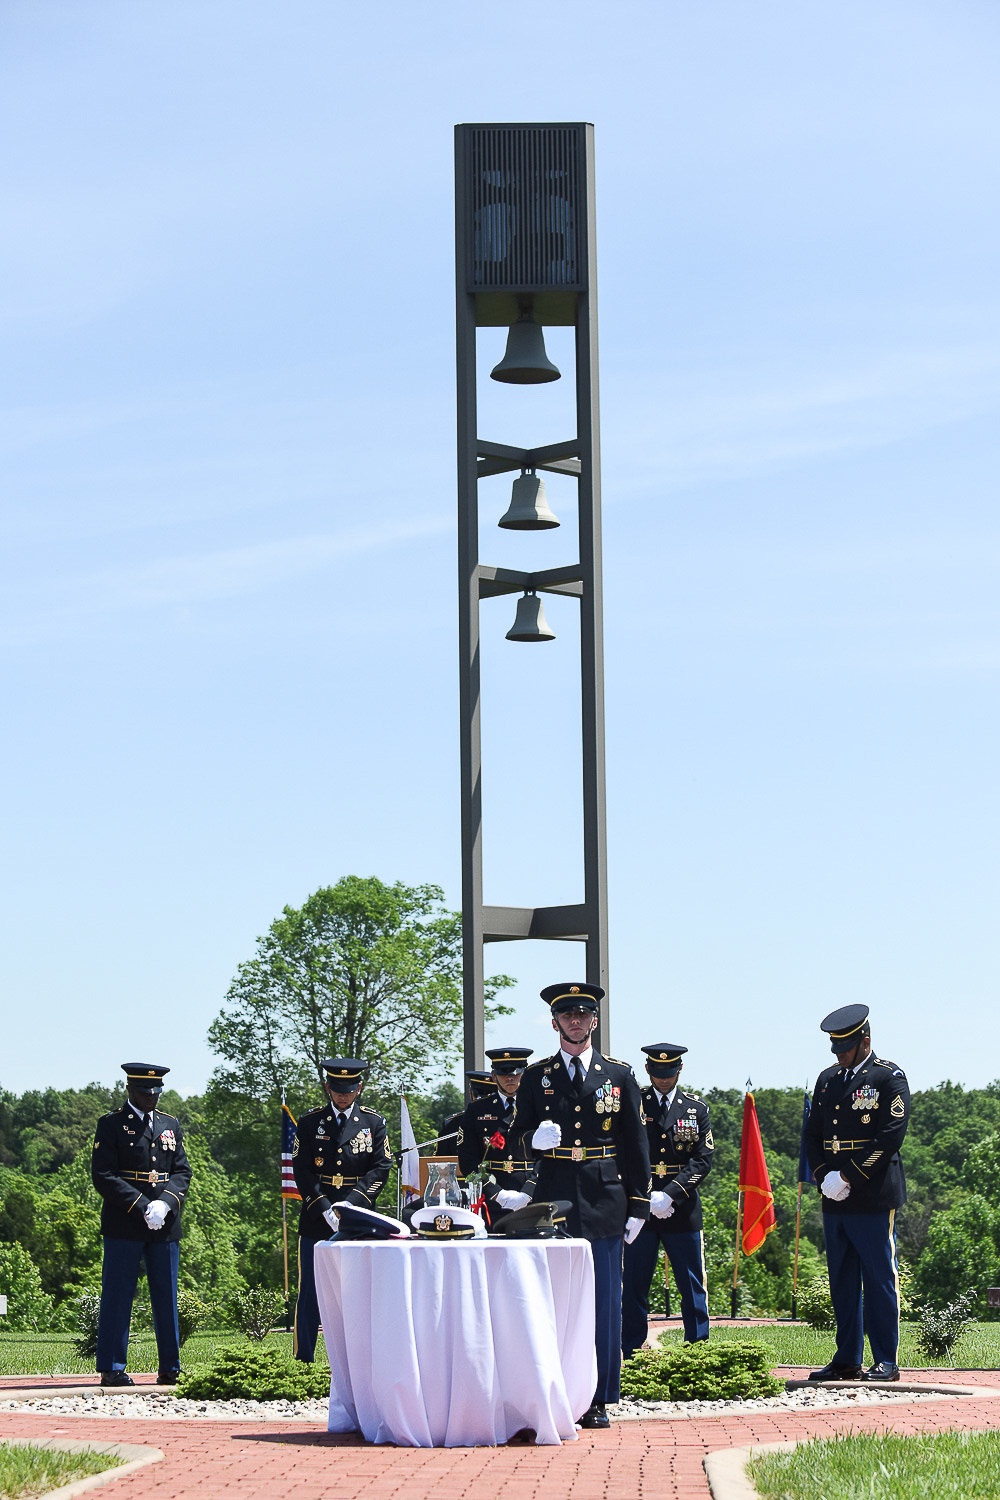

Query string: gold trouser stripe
889 1207 900 1350
292 1238 302 1360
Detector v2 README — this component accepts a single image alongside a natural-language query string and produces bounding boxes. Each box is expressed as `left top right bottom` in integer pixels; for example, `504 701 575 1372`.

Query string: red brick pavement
2 1370 1000 1499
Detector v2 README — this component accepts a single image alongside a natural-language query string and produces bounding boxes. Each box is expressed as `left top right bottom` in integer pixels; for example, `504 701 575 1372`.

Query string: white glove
821 1170 851 1201
496 1189 531 1211
651 1191 675 1219
143 1199 169 1230
624 1216 645 1245
322 1207 341 1232
531 1120 561 1150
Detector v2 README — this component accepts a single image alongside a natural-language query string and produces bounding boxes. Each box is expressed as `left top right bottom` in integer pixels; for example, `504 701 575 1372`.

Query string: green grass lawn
0 1330 328 1378
748 1430 1000 1499
654 1320 1000 1370
0 1444 123 1499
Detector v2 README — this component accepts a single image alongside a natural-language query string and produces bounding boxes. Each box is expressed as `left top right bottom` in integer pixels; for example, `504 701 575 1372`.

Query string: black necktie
571 1057 584 1094
503 1097 514 1119
143 1113 152 1136
659 1095 669 1129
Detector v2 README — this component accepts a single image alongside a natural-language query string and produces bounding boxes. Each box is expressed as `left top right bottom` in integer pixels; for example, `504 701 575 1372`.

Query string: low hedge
177 1345 330 1401
620 1338 783 1402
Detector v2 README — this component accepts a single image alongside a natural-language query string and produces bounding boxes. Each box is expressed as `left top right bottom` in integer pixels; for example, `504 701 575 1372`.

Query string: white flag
399 1095 421 1202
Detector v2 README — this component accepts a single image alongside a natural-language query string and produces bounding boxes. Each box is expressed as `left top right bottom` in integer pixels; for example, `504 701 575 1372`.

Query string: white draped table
313 1238 596 1447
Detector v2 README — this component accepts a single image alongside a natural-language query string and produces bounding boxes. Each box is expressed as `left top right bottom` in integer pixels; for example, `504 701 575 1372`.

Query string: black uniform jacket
804 1054 910 1214
642 1085 714 1234
456 1094 531 1217
515 1050 651 1241
91 1104 192 1242
293 1102 391 1239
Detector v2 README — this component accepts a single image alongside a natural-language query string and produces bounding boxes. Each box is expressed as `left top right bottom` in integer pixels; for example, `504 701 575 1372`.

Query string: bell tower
455 122 607 1065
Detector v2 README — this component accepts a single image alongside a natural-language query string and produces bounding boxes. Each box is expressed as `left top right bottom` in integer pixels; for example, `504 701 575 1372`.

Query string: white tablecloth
313 1238 596 1447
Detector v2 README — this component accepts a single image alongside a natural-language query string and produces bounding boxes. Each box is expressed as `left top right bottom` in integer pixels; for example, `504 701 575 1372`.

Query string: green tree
203 878 512 1189
915 1193 1000 1316
0 1241 55 1330
208 878 512 1101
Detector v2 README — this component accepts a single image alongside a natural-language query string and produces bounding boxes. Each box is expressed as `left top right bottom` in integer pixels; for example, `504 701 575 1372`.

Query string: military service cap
410 1204 480 1240
820 1005 870 1054
490 1199 572 1239
121 1063 169 1092
641 1044 687 1077
333 1204 410 1240
467 1070 498 1099
322 1057 367 1085
540 982 604 1016
486 1047 533 1076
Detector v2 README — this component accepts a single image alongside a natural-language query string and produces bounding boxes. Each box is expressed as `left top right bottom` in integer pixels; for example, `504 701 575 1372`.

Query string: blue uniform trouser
824 1209 900 1367
623 1224 709 1353
293 1236 328 1362
591 1234 624 1407
96 1238 180 1373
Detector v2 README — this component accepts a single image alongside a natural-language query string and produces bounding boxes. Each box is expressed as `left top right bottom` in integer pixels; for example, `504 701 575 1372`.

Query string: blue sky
2 2 997 1099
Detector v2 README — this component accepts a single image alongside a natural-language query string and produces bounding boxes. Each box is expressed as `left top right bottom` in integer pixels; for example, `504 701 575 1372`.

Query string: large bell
505 590 556 642
490 312 561 384
498 469 560 530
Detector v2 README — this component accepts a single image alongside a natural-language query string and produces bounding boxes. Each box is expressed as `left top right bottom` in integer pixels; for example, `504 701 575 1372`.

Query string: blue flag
798 1092 814 1184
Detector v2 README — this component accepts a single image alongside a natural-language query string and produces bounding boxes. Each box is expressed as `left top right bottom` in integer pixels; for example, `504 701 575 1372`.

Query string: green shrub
177 1345 330 1401
226 1286 283 1341
796 1276 835 1330
73 1292 102 1358
177 1289 210 1347
917 1290 978 1364
0 1243 55 1331
621 1339 783 1402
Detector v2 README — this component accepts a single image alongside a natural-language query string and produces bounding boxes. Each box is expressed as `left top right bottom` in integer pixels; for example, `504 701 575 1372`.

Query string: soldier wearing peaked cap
456 1048 533 1223
803 1005 910 1384
623 1044 714 1356
291 1057 390 1362
514 984 651 1430
91 1064 192 1387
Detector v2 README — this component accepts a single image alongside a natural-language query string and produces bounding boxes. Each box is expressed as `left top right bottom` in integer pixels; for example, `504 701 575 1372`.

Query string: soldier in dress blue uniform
622 1044 714 1356
456 1047 533 1224
514 983 650 1430
91 1063 192 1387
291 1056 391 1362
803 1005 910 1383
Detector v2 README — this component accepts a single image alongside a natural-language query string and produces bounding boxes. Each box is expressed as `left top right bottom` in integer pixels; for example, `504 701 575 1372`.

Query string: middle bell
498 469 560 530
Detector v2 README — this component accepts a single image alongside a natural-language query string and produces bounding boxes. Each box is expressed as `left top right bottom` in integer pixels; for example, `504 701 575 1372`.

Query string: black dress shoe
862 1362 900 1382
157 1371 180 1385
580 1403 611 1429
99 1372 135 1387
807 1362 862 1381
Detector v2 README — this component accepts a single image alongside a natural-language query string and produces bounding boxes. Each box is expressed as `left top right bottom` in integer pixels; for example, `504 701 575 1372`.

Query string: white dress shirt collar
560 1045 594 1075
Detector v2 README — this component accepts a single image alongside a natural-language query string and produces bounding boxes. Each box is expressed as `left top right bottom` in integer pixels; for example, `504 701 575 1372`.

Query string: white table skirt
313 1238 596 1447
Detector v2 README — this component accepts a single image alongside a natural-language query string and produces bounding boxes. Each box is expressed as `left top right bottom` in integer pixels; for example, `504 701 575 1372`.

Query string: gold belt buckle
571 1147 584 1162
831 1138 840 1154
502 1158 514 1173
654 1164 667 1176
331 1174 343 1188
148 1170 159 1185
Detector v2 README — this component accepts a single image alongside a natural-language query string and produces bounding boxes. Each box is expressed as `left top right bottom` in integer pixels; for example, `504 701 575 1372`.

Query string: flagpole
731 1189 742 1318
281 1087 291 1332
791 1180 803 1320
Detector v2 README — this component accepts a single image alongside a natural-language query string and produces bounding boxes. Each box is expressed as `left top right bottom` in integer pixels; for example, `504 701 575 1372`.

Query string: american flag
281 1103 301 1200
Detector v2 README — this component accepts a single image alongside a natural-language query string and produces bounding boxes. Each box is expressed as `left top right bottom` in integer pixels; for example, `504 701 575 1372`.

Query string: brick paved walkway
2 1370 1000 1498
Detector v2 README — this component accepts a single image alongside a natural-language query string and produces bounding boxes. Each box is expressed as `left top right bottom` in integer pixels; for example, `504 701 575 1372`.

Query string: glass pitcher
423 1160 462 1208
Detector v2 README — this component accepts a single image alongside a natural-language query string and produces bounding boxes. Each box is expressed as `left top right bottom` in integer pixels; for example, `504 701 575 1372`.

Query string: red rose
489 1131 506 1149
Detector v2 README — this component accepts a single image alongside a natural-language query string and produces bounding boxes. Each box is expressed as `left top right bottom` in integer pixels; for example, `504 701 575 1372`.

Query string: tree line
2 876 999 1328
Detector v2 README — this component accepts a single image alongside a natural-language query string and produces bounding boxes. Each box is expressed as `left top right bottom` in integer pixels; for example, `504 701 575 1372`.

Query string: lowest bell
490 314 561 384
498 470 560 530
505 592 556 642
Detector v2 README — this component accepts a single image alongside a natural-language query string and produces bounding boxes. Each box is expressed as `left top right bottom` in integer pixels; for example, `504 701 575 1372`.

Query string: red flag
739 1092 776 1255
